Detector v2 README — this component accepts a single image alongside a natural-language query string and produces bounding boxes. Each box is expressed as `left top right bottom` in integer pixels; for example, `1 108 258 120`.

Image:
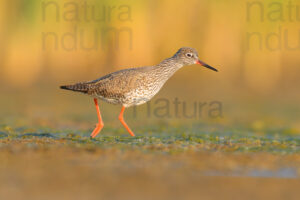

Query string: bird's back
61 66 161 105
89 67 151 99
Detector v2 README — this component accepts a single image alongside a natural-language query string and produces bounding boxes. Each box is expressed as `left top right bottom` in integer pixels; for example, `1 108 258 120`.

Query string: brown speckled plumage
60 47 218 137
61 47 218 107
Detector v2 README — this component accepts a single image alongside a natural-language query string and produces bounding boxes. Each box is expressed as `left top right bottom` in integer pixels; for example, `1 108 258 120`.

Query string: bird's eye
186 53 193 58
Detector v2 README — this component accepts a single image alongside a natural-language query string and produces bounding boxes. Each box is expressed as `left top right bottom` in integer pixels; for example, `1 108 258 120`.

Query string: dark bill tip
196 60 218 72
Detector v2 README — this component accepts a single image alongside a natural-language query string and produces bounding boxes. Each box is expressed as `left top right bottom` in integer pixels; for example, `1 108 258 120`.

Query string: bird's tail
60 83 89 93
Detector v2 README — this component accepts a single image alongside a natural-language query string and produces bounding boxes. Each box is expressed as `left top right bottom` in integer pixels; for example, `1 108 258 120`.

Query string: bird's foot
90 123 104 138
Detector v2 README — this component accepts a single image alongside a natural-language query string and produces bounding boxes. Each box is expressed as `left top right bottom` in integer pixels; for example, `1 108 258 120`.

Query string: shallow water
205 168 298 179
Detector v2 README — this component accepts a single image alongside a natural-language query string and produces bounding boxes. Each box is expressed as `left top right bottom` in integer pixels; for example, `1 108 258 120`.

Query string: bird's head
173 47 218 72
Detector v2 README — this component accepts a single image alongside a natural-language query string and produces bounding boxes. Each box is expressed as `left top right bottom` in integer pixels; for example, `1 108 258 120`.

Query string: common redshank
60 47 218 138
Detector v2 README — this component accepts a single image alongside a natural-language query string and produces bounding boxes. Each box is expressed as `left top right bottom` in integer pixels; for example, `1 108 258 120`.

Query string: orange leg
118 106 135 136
90 98 104 138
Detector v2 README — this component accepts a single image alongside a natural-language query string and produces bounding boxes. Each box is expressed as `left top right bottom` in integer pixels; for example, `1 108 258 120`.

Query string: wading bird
60 47 218 138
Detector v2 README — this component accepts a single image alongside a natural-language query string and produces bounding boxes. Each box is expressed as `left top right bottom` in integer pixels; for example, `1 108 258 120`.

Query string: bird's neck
156 57 184 77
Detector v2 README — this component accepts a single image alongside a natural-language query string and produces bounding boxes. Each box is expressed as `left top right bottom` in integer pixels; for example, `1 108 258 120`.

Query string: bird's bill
196 60 218 72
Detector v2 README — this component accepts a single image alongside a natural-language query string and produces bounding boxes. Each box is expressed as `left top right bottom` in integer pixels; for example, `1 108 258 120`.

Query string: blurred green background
0 0 299 133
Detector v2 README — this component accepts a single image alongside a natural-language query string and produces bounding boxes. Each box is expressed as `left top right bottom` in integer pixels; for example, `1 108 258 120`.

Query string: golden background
0 0 299 128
